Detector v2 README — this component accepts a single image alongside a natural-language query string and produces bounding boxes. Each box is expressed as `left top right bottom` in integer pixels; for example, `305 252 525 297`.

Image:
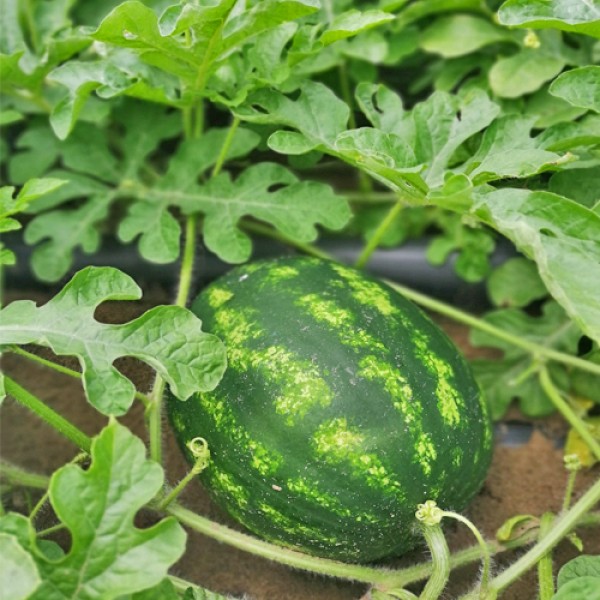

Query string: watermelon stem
355 198 406 269
3 376 92 453
536 513 555 600
6 345 152 407
439 509 491 599
415 502 451 599
562 454 582 511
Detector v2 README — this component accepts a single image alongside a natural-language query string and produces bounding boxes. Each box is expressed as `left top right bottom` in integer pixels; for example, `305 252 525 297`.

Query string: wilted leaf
0 267 227 415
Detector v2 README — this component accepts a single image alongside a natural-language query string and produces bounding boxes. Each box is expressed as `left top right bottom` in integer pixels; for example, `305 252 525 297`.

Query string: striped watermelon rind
168 256 493 562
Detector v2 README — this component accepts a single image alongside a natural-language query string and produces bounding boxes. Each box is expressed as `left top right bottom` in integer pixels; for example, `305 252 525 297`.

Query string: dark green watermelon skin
168 256 493 562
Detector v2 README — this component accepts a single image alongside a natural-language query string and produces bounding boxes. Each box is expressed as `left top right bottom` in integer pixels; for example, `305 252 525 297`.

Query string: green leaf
0 179 66 219
524 86 588 128
237 81 350 151
333 128 425 190
8 124 62 184
549 168 600 208
496 514 538 543
463 115 563 184
0 109 23 125
320 9 394 45
473 188 600 345
221 0 320 53
0 267 227 415
355 83 405 133
409 90 500 186
1 422 187 599
92 1 197 79
24 193 113 281
487 257 547 307
119 126 260 263
177 162 351 263
426 213 496 282
182 586 240 599
549 66 600 112
131 578 179 599
471 301 580 418
489 50 565 98
49 54 181 139
558 555 600 588
536 114 600 151
420 14 514 58
0 178 66 267
0 533 41 600
16 106 181 281
552 577 600 599
498 0 600 39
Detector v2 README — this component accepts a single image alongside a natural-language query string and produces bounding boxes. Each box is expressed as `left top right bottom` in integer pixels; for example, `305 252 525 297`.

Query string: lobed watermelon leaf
473 188 600 345
0 266 227 415
0 422 187 600
470 301 581 418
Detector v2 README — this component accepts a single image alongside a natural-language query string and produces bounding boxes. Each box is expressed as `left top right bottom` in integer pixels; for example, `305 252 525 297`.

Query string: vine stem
166 501 600 592
0 460 49 489
4 376 92 453
442 511 491 598
166 502 401 587
418 524 450 599
211 116 240 178
537 513 555 600
147 113 241 466
478 475 600 597
539 367 600 462
355 199 404 268
6 346 151 407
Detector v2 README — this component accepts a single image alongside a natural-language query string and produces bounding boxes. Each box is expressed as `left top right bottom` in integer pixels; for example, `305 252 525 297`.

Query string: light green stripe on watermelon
258 503 342 549
198 391 283 476
206 286 234 309
296 294 387 353
286 477 354 519
210 468 250 508
296 293 436 475
330 263 398 317
312 418 405 499
251 345 333 425
357 355 438 476
413 332 463 426
213 302 333 425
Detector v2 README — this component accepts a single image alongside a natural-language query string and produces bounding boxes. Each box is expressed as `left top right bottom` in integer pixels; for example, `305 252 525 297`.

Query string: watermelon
168 256 493 562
